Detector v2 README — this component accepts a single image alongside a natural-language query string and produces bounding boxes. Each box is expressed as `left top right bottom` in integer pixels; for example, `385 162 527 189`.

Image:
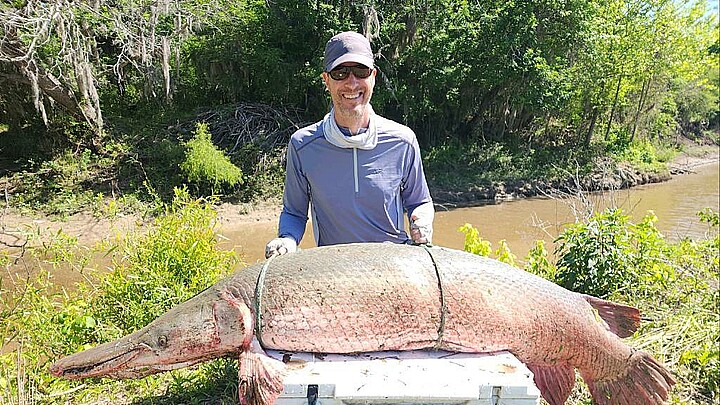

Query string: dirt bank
431 151 720 208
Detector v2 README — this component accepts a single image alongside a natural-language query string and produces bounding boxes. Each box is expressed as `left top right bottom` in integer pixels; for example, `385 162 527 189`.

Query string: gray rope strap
254 254 275 348
420 244 447 349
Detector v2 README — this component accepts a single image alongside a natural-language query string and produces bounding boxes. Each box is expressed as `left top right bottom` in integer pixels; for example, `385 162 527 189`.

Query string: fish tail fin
584 350 676 405
583 294 640 337
238 348 288 405
527 364 575 405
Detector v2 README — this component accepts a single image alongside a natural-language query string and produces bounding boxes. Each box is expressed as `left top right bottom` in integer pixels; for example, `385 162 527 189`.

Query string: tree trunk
584 107 599 147
604 73 623 141
630 76 651 142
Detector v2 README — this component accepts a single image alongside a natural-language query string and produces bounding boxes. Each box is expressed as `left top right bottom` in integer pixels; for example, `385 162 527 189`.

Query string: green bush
459 223 492 257
180 123 243 195
553 208 646 298
611 139 675 173
0 189 241 403
93 188 238 332
459 223 517 266
628 209 719 403
523 240 557 281
9 148 118 217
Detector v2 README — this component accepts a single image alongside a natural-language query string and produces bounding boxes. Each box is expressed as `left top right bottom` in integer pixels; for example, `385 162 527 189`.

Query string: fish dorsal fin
527 364 575 405
583 295 641 338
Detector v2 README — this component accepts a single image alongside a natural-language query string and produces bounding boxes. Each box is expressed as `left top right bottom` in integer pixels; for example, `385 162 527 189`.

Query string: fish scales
242 244 443 352
50 243 676 405
227 244 627 370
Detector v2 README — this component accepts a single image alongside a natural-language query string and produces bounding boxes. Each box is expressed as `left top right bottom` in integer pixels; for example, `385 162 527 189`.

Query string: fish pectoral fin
238 348 288 405
527 364 575 405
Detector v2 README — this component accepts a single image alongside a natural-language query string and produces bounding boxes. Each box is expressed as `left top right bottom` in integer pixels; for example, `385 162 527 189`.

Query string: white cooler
267 350 540 405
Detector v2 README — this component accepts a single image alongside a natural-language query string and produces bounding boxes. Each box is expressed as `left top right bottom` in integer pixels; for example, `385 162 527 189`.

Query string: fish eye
157 335 168 348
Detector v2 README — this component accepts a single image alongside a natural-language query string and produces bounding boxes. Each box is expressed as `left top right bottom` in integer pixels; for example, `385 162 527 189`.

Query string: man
265 31 434 258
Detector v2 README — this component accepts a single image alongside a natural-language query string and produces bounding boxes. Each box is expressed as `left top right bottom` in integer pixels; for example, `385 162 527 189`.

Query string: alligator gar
50 243 675 405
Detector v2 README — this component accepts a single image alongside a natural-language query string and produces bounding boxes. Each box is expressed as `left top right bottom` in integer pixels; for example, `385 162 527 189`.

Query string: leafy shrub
93 188 238 332
612 139 673 173
0 188 241 403
554 207 718 403
464 209 719 404
459 223 517 266
180 123 243 194
523 240 557 281
698 207 720 227
605 127 633 154
459 223 492 257
493 240 517 267
8 148 118 217
0 238 116 403
553 208 645 297
627 209 719 403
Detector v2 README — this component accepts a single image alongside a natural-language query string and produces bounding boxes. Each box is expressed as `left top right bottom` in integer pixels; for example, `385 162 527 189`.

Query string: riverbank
431 149 720 208
1 149 717 257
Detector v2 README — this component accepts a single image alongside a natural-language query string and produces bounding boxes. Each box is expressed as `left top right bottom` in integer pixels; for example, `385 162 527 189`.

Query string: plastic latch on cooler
307 384 318 405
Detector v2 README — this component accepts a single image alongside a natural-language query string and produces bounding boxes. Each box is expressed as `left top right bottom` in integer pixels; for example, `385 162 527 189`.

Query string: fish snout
48 339 143 379
48 362 65 378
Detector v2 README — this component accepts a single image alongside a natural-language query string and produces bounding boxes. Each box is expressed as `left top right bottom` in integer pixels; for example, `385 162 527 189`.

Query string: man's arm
266 142 310 257
402 135 434 244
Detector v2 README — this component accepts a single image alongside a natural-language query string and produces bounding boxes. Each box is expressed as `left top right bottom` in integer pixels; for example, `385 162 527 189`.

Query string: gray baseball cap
323 31 374 72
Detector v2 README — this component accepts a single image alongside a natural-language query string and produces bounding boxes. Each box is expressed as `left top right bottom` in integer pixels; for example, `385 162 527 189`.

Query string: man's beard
336 103 367 119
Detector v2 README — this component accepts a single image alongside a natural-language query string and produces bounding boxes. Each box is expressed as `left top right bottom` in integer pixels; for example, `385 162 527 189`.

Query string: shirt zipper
353 147 359 193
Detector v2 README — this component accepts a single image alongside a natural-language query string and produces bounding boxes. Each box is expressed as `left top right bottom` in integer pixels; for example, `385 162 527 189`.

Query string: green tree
568 0 718 148
375 0 595 145
1 0 716 173
0 1 250 135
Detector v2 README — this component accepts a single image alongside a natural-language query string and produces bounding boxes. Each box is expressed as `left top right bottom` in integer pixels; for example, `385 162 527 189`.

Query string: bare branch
171 102 309 174
0 0 230 133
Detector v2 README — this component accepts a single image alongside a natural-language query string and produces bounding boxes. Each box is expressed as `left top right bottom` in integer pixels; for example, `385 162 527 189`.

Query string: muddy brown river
226 161 719 265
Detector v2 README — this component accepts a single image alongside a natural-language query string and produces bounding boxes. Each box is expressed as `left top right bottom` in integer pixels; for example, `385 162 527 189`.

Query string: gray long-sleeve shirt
278 115 433 246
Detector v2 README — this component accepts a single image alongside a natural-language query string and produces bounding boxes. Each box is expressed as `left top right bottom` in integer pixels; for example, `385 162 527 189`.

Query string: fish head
50 289 253 379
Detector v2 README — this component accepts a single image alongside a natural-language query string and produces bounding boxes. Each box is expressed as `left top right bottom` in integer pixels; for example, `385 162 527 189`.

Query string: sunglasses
328 65 373 81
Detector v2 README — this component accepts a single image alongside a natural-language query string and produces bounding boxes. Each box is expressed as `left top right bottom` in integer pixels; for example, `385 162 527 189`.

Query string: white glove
265 237 297 258
409 202 434 244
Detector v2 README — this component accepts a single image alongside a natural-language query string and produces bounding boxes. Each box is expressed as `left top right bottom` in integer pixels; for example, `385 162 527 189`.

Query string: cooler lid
268 350 540 405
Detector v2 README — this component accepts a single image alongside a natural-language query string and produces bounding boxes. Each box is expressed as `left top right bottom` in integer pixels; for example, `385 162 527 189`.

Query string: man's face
322 62 376 127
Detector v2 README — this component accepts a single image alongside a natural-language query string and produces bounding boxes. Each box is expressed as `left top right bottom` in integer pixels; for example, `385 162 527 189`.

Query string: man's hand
409 202 434 244
265 237 297 258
